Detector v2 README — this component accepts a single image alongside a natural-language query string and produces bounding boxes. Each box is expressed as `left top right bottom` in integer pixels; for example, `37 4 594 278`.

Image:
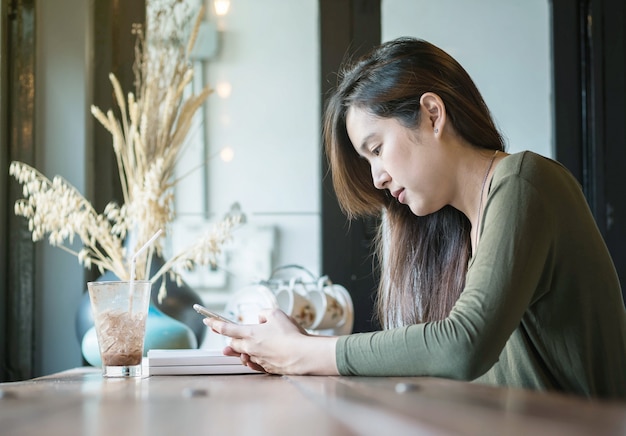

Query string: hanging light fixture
214 0 231 16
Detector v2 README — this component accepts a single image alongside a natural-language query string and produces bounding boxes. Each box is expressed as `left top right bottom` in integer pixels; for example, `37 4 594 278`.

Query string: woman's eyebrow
358 133 376 153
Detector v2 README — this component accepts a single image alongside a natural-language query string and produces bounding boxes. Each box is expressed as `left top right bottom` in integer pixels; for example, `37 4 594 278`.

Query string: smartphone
193 304 238 324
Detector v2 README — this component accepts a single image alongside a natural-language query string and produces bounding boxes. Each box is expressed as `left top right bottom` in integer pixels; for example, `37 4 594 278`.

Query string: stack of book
146 349 261 375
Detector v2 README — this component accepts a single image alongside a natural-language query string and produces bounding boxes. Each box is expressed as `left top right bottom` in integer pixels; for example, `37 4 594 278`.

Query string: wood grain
0 368 624 436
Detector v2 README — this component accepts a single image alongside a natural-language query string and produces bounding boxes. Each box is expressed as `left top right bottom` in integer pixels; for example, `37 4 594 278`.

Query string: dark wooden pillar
320 0 381 333
552 0 626 300
2 0 37 382
91 0 145 212
0 0 6 381
89 0 145 281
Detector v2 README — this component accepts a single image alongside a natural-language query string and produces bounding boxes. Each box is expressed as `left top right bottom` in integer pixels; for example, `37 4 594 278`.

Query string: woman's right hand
205 308 339 375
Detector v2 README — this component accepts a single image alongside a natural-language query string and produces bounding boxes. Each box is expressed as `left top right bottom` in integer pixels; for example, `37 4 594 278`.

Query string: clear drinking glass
87 281 151 378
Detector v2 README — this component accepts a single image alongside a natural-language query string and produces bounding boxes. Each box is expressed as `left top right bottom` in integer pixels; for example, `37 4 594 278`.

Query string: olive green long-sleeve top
336 151 626 400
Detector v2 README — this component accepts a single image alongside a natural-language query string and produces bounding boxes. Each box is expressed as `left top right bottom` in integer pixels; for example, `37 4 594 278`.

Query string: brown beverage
88 281 151 377
96 310 147 366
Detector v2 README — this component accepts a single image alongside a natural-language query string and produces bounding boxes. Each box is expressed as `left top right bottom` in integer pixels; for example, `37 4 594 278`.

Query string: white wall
170 0 321 313
382 0 553 157
36 0 90 374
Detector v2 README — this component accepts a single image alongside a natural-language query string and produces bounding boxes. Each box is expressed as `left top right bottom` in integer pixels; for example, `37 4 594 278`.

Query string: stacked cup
305 276 346 331
223 266 353 334
274 277 317 329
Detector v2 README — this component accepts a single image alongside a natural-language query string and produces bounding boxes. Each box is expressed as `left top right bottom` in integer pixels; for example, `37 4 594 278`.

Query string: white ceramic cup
275 278 317 329
307 277 345 330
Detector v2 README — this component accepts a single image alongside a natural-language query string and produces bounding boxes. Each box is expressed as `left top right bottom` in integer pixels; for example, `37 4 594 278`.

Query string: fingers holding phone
193 303 241 338
193 303 237 324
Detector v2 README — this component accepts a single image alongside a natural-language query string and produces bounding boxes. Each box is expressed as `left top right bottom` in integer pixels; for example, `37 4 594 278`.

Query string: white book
146 349 261 375
147 349 242 367
148 364 260 376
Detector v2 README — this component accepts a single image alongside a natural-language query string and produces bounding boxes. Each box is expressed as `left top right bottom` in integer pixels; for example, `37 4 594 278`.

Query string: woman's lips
392 188 405 204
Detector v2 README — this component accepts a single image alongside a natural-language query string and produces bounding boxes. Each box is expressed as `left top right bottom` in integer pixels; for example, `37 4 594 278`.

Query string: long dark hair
323 38 505 328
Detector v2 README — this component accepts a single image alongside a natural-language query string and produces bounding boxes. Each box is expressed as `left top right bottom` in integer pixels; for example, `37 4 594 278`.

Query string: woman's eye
372 145 381 156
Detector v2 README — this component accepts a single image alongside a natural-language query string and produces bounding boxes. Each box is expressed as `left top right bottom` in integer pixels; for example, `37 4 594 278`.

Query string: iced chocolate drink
88 281 151 378
96 310 147 366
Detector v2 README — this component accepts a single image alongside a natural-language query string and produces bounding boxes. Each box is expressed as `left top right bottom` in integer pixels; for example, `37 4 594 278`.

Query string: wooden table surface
0 367 625 436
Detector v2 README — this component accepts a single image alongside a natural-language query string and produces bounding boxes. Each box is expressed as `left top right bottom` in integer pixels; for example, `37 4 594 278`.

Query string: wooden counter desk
1 367 625 435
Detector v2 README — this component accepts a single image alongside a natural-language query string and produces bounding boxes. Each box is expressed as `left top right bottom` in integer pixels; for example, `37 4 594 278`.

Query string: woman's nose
371 163 390 190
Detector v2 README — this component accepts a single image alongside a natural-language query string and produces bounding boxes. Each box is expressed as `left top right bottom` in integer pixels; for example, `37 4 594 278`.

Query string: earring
434 128 439 134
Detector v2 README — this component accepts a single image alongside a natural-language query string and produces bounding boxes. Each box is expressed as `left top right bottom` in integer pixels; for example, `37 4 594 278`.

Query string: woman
206 37 626 400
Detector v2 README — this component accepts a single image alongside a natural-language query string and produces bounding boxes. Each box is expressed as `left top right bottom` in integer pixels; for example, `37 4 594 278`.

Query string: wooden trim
0 0 10 382
3 0 36 381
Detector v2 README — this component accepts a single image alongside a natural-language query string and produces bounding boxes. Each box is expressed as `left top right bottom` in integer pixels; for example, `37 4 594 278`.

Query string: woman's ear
420 92 446 135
